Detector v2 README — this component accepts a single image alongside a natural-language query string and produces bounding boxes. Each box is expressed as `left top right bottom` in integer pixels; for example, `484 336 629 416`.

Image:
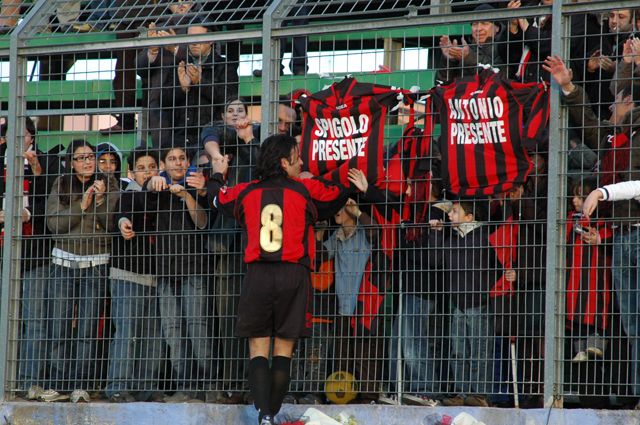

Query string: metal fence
1 0 640 410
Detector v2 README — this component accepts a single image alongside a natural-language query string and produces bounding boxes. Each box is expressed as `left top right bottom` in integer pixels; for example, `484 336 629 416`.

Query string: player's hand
347 168 368 193
505 269 517 282
211 154 229 177
582 188 603 217
119 218 136 240
299 171 314 179
148 175 168 192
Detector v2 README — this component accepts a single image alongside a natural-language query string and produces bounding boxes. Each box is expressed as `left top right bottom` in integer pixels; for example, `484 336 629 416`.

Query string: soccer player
207 134 364 425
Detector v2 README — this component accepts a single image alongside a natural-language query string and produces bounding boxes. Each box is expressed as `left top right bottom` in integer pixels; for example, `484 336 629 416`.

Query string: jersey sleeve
209 177 251 219
301 177 352 221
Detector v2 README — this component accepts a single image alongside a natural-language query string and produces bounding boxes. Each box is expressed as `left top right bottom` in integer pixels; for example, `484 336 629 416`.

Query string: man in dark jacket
172 21 237 149
437 4 509 84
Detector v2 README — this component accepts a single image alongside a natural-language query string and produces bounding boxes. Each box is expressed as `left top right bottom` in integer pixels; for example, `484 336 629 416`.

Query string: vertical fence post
543 0 569 408
260 0 286 141
0 0 53 401
0 22 26 405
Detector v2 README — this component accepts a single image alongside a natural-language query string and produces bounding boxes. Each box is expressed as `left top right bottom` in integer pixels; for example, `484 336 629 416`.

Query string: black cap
474 4 495 12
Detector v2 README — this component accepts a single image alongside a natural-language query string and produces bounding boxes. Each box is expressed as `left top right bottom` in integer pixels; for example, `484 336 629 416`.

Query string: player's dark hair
256 134 298 181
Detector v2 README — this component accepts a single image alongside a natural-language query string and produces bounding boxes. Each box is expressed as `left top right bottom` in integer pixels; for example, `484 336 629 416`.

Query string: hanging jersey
431 69 549 196
216 175 347 268
370 126 432 260
300 77 410 187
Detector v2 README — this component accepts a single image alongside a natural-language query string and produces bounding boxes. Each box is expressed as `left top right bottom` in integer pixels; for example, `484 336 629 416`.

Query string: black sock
269 356 292 416
248 356 271 420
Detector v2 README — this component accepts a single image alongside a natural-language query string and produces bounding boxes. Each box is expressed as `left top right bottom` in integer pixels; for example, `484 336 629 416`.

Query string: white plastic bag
452 412 487 425
302 408 342 425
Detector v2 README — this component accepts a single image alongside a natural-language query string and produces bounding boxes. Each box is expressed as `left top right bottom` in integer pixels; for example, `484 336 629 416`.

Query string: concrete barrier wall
2 403 639 425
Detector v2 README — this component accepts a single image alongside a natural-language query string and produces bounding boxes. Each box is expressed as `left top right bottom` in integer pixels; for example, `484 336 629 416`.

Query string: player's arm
303 176 353 221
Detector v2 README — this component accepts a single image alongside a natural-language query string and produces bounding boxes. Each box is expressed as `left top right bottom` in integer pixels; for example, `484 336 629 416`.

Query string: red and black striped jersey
216 175 348 268
430 69 549 196
299 77 409 187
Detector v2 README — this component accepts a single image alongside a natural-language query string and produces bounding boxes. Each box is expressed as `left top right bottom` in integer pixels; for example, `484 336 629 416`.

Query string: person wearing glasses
45 139 119 402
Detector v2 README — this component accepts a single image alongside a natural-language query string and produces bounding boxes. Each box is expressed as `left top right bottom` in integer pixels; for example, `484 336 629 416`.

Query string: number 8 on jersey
260 204 283 252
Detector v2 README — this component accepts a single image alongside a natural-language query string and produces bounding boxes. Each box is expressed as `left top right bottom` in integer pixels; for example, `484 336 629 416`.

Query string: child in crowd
105 148 166 402
96 142 129 188
145 145 213 402
317 171 388 402
566 178 611 362
431 198 496 407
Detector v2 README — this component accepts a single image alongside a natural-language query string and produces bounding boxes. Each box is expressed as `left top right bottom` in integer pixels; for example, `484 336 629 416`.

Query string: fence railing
1 0 640 410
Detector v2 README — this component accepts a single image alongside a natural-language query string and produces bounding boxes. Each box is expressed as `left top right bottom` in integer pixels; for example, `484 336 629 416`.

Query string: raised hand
186 63 202 85
93 179 106 205
23 149 42 176
80 185 95 211
347 168 368 193
235 118 254 143
177 61 191 91
542 55 574 91
211 154 230 177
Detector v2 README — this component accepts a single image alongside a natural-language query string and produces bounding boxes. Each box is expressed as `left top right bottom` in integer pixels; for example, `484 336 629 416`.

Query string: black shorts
235 262 312 339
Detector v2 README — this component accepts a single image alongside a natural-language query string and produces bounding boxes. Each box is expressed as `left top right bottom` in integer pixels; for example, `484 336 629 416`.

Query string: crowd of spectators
3 0 640 413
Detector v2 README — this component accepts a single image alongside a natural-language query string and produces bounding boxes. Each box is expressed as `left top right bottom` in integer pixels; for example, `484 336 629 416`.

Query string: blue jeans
449 305 493 396
389 294 440 395
49 264 108 391
157 275 214 391
18 265 52 390
612 229 640 396
105 278 165 397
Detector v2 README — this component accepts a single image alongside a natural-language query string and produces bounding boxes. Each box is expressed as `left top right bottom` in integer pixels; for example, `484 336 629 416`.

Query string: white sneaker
70 389 90 403
38 389 69 402
572 351 589 362
26 385 44 400
376 393 398 405
402 393 440 407
586 346 604 358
